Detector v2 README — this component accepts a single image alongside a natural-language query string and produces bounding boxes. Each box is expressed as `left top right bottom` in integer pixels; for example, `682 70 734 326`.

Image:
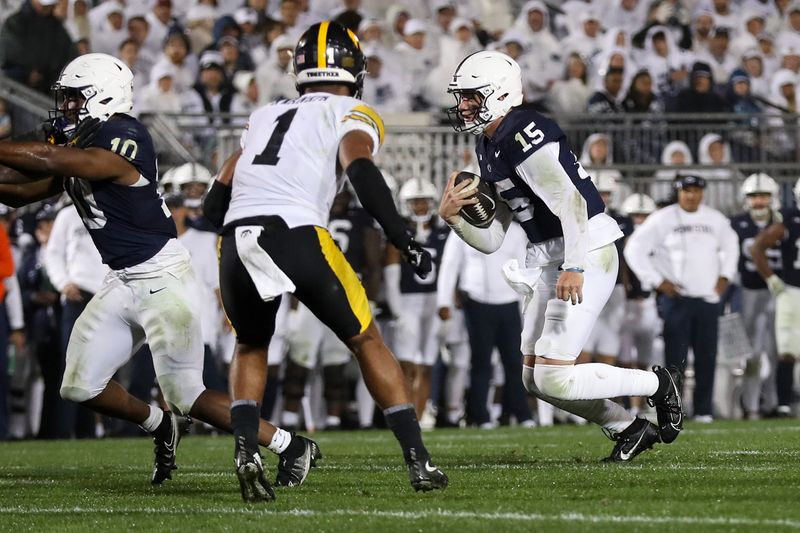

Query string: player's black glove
401 239 432 279
67 117 102 148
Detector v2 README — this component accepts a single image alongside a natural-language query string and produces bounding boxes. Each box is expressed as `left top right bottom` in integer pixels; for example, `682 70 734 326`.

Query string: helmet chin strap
749 207 769 220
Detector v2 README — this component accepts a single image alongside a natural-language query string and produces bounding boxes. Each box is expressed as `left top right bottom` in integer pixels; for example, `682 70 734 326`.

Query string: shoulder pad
497 108 564 167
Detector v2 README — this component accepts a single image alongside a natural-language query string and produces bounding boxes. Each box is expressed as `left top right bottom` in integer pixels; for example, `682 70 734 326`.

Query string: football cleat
406 449 448 492
151 412 192 485
603 417 661 462
648 366 685 444
275 435 322 487
236 450 276 502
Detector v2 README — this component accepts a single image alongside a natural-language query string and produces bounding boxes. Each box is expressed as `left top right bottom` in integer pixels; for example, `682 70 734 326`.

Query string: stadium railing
138 111 799 214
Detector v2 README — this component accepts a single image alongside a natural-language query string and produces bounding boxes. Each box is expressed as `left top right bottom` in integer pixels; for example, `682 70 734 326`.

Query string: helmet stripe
317 21 330 68
346 28 360 48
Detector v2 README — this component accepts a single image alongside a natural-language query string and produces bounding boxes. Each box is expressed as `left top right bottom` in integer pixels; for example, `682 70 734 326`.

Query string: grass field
1 420 799 532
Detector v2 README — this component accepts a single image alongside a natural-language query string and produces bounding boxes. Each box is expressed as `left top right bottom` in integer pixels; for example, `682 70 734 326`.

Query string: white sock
523 365 634 433
267 428 292 454
534 363 660 401
282 410 300 427
140 405 164 433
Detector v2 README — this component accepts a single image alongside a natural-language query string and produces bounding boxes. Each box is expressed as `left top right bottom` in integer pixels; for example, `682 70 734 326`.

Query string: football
453 171 497 228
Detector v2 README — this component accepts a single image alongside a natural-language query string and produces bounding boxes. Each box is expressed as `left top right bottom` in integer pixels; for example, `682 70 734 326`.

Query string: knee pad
283 360 309 401
522 365 546 399
323 363 348 403
533 364 577 400
59 384 96 404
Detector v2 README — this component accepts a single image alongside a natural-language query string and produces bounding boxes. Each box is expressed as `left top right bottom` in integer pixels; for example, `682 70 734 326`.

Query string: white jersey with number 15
224 92 385 228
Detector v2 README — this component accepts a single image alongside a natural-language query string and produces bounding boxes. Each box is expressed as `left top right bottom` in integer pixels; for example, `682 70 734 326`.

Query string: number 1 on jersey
253 108 298 166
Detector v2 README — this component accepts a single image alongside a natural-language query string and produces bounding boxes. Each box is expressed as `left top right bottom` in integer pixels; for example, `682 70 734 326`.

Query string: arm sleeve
623 215 665 290
383 263 403 317
4 274 24 330
447 200 512 254
514 142 589 270
436 232 465 309
719 215 741 281
43 211 70 292
346 158 411 250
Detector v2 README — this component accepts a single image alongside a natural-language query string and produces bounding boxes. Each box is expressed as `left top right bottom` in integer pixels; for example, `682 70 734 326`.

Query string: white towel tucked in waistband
502 259 543 311
235 226 295 302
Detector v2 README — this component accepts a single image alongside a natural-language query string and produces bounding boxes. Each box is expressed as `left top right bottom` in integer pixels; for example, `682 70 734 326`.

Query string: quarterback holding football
438 51 684 461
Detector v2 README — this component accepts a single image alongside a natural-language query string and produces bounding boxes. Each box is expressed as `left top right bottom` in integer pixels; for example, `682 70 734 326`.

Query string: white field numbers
514 121 544 153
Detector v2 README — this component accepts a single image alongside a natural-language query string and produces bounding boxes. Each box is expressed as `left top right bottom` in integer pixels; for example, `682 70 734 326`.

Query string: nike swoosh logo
424 461 438 473
149 287 166 294
494 150 500 157
619 432 646 461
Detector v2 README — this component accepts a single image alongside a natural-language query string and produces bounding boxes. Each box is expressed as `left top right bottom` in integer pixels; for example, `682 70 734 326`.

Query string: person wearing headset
624 175 740 422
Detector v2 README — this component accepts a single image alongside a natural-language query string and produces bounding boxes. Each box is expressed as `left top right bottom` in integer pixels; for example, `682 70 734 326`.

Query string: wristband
563 267 584 273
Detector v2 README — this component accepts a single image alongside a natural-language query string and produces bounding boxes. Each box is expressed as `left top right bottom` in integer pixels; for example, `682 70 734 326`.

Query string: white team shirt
624 203 740 303
225 92 385 228
178 227 220 346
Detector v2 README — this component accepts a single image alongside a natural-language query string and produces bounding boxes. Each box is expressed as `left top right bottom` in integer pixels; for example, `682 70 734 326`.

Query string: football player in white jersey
438 51 683 462
205 22 447 499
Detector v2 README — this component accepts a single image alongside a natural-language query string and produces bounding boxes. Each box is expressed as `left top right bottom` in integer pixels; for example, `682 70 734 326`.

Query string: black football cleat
406 450 448 492
275 435 322 487
603 417 661 462
236 450 276 502
151 413 192 485
648 366 685 444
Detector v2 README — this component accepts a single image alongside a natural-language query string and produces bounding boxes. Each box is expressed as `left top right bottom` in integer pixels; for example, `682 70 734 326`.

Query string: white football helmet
446 51 523 135
53 53 134 123
171 162 213 188
592 170 620 195
398 178 438 223
741 172 779 216
620 193 657 216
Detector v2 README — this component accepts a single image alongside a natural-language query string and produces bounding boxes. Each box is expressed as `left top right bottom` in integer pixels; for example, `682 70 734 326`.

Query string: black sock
384 404 428 464
282 433 306 457
151 411 172 442
231 401 260 457
777 359 795 406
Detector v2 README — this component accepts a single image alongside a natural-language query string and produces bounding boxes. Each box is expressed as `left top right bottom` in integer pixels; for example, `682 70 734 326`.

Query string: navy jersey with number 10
64 114 176 270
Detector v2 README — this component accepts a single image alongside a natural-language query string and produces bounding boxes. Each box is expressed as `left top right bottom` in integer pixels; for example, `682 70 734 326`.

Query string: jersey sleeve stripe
317 21 330 68
348 104 385 145
314 226 372 334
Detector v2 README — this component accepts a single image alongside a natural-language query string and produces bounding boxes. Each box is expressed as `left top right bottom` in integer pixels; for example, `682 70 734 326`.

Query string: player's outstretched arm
0 171 63 207
751 221 786 295
339 130 431 278
203 149 241 229
0 141 136 184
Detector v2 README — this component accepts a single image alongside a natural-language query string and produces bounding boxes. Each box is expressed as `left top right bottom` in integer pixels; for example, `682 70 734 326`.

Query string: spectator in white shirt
255 33 295 104
92 3 128 56
437 222 534 428
625 175 739 421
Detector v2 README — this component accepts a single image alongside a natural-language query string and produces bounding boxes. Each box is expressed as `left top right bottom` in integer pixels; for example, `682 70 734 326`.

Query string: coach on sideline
624 175 739 422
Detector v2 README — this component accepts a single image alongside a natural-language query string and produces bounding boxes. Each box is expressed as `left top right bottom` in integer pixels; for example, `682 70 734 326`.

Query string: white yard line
0 507 798 528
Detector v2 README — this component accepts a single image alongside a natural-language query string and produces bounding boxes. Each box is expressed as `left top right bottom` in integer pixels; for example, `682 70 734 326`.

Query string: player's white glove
766 274 786 296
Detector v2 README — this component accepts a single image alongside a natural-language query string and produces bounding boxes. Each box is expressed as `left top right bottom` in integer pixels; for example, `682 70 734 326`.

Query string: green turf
1 420 799 532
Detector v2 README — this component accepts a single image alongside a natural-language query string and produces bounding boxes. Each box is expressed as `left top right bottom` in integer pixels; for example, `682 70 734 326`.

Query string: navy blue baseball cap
674 174 707 189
